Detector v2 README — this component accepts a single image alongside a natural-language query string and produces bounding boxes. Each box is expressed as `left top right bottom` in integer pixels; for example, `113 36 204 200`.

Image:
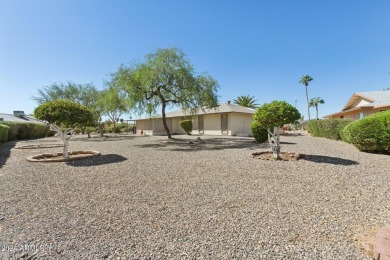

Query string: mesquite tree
34 100 93 158
114 48 219 138
252 101 301 159
33 82 100 134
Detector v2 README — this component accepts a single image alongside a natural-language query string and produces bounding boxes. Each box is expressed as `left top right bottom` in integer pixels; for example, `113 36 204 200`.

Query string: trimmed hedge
0 122 51 141
179 120 193 135
0 124 10 143
307 119 354 140
250 121 268 143
343 111 390 153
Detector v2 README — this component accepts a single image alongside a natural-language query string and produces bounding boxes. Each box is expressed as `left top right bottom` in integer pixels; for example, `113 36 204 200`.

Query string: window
340 116 344 119
358 112 364 119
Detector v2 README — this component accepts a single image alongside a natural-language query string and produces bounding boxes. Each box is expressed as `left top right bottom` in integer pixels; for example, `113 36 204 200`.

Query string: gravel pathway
0 133 389 259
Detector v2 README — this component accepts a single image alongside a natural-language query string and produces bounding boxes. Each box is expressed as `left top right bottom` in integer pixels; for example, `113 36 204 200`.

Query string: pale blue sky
1 0 389 119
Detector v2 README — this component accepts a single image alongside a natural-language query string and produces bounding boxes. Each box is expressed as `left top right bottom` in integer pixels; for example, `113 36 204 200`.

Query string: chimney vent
13 111 25 118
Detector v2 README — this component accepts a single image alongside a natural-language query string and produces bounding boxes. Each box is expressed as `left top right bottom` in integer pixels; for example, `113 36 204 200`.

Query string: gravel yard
0 133 389 259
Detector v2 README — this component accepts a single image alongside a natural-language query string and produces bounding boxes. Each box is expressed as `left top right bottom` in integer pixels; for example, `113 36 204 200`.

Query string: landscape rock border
252 151 303 161
27 150 101 162
16 144 64 149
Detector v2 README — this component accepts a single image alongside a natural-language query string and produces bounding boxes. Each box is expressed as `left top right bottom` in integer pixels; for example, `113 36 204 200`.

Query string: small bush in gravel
345 111 390 153
307 119 354 140
180 120 193 135
0 124 9 143
250 121 268 143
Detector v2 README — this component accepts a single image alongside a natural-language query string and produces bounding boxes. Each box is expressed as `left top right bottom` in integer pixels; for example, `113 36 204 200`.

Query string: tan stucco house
135 103 255 136
324 90 390 119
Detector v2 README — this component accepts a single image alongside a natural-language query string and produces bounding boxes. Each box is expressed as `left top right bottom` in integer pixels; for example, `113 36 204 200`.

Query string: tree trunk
63 139 69 158
81 125 86 134
267 128 280 160
99 124 104 137
272 127 281 159
306 86 311 121
316 105 319 120
113 120 116 134
161 101 172 139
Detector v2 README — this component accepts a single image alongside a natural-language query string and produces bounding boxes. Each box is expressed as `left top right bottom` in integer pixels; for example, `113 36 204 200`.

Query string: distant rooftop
0 111 45 124
136 103 256 120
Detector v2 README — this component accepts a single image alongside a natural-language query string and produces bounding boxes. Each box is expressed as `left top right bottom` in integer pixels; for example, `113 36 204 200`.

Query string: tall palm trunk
305 86 311 121
316 105 319 120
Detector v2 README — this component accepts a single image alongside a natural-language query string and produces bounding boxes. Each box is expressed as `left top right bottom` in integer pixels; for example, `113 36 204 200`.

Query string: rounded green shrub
250 121 268 143
0 124 10 143
347 111 390 153
179 120 193 135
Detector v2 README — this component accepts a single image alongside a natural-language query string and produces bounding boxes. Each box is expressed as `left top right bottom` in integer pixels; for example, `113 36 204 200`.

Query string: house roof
324 89 390 118
135 103 255 120
0 113 45 124
342 89 390 110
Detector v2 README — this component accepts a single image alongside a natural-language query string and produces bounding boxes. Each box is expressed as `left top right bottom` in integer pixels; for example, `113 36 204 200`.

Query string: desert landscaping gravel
0 133 389 259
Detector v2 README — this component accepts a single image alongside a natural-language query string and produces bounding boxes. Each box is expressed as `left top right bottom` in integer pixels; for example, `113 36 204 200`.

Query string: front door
198 115 204 134
221 113 228 135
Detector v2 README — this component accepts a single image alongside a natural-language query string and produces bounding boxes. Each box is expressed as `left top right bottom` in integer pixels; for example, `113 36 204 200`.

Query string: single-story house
324 89 390 119
0 111 45 124
135 102 256 136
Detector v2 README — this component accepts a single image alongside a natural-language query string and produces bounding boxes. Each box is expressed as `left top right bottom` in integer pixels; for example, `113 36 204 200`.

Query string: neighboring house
324 90 390 119
0 111 45 124
135 102 255 136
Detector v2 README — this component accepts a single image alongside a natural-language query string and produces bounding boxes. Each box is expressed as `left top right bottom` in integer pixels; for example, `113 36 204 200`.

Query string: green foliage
250 121 268 143
307 119 354 140
97 84 129 128
252 101 301 130
179 120 193 135
233 95 258 109
0 122 50 141
0 124 9 143
340 122 353 143
345 111 390 153
85 127 95 134
115 48 219 138
34 100 93 126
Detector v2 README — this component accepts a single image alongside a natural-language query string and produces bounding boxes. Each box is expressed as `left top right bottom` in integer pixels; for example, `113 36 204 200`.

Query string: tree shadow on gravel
302 155 359 166
0 142 16 169
66 154 127 167
136 138 269 152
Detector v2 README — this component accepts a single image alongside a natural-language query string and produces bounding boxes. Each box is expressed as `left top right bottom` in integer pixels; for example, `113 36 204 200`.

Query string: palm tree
233 95 259 109
299 75 313 121
309 97 325 120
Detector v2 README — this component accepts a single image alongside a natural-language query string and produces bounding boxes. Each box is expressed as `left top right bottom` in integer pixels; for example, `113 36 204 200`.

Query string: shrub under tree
179 120 193 135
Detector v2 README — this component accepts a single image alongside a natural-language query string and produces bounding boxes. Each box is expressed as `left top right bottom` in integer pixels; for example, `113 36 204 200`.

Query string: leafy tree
309 97 325 120
299 75 313 121
97 82 129 134
34 100 93 158
233 95 259 109
115 48 219 138
33 82 100 133
252 101 301 159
